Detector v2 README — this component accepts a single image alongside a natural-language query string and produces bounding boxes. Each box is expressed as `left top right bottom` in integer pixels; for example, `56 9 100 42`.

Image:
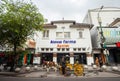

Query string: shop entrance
74 53 87 64
94 54 100 62
41 53 53 64
57 53 70 65
109 48 120 64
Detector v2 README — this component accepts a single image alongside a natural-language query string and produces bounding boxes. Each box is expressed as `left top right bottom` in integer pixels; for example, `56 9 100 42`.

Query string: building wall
83 7 120 65
35 23 92 53
83 7 120 26
83 7 120 48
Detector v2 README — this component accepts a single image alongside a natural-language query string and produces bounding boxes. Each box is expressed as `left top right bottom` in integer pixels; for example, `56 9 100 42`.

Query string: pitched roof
70 23 94 29
43 24 57 28
43 20 93 29
51 20 75 24
109 18 120 27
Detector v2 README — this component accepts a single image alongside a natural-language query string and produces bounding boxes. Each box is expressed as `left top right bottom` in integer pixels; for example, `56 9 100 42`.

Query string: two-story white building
34 20 94 65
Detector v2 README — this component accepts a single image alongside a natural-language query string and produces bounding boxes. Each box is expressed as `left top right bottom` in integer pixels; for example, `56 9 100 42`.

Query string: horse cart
59 61 84 76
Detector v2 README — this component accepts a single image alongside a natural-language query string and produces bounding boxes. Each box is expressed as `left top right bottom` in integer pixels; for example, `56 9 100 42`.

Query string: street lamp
97 6 105 48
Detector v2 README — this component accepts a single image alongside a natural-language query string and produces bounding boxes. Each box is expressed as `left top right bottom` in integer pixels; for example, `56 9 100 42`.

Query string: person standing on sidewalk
99 57 103 68
95 57 99 67
61 56 66 75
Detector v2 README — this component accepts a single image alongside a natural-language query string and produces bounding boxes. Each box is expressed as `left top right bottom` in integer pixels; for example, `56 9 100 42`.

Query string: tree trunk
10 42 17 71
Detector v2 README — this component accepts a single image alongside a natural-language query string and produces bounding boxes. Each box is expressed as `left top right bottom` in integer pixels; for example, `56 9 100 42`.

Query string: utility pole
97 6 107 65
97 6 105 48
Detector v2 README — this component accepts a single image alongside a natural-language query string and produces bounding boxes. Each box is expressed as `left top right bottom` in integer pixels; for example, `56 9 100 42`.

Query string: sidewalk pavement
0 65 120 78
0 70 120 78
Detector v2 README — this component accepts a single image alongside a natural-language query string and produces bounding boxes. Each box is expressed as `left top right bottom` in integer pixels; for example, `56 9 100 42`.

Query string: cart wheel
74 65 84 76
59 66 62 74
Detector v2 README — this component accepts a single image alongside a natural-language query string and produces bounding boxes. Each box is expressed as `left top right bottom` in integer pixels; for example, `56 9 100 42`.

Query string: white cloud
1 0 120 23
29 0 120 23
31 0 88 22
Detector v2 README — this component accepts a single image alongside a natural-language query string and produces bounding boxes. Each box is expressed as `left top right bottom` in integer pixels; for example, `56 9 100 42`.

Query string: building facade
34 20 94 65
83 7 120 65
105 18 120 64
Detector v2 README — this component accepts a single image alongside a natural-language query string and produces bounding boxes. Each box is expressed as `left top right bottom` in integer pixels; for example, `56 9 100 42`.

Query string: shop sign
103 28 120 37
50 40 76 48
57 44 69 48
116 42 120 47
33 57 40 64
27 40 36 48
102 28 120 44
50 40 76 44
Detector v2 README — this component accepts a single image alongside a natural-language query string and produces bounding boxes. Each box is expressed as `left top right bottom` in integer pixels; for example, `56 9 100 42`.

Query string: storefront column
70 52 74 64
53 53 57 64
103 49 109 64
86 53 94 65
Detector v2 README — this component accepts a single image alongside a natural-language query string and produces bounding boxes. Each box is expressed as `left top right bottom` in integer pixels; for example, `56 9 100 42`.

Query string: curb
0 72 18 76
106 71 120 75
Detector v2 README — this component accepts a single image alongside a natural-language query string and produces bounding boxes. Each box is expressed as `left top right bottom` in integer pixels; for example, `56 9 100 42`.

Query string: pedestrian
99 57 103 68
95 57 99 67
61 56 66 75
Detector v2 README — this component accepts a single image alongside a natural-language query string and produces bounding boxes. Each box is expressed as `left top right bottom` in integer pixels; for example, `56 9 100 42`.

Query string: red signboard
116 42 120 47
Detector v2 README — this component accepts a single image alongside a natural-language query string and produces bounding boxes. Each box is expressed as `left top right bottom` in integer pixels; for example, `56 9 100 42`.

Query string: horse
43 61 56 68
42 61 57 72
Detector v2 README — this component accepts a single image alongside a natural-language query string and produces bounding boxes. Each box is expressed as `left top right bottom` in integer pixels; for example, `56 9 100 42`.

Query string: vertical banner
24 54 27 65
30 54 33 64
18 54 24 66
27 54 31 65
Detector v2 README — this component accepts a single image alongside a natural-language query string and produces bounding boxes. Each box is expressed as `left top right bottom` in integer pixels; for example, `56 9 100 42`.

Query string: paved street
14 71 120 78
0 76 120 81
0 65 120 78
0 68 120 81
0 65 120 81
0 70 120 77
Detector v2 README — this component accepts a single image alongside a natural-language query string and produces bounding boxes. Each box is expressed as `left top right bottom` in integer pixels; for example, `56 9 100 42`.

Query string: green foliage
0 0 44 54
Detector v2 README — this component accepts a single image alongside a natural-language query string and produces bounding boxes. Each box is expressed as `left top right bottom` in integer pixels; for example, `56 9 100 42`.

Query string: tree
0 0 44 70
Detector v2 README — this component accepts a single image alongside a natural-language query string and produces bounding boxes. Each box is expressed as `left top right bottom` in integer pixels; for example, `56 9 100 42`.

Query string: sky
0 0 120 23
29 0 120 23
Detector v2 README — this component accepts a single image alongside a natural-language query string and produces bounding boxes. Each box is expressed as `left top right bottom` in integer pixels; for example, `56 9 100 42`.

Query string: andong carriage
59 60 84 76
